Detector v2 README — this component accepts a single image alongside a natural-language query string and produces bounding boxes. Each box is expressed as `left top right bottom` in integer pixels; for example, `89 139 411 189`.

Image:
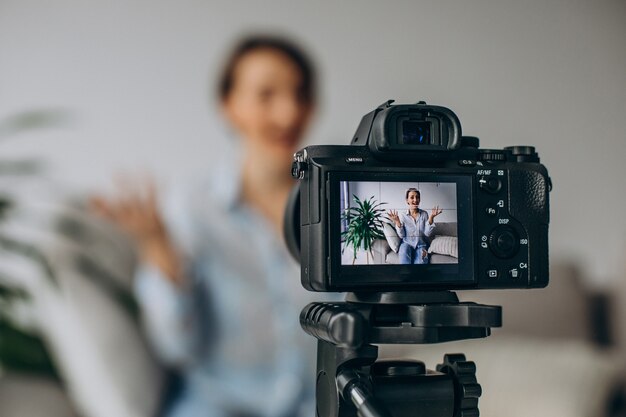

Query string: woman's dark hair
405 188 420 200
217 34 316 104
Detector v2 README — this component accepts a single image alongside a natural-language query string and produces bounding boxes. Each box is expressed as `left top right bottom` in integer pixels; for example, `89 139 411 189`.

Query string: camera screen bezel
328 172 476 290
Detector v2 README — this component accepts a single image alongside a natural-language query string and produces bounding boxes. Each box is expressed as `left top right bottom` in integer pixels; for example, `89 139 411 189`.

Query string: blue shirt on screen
395 209 436 249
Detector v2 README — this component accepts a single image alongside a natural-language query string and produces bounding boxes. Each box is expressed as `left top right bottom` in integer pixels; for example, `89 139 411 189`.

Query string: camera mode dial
505 146 539 163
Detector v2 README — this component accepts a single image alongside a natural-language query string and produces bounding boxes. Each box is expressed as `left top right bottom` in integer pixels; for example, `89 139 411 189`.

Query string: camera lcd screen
402 121 431 145
333 175 474 288
340 181 458 266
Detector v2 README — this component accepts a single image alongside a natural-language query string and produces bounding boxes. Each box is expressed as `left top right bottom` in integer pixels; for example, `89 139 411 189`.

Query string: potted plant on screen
341 195 386 264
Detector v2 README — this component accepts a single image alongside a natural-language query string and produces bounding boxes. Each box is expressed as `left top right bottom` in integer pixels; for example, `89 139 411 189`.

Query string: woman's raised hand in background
90 176 184 285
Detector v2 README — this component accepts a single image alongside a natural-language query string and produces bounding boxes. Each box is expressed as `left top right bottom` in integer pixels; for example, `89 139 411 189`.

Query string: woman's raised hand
90 176 164 242
387 209 402 227
430 205 443 218
428 205 443 224
90 176 184 285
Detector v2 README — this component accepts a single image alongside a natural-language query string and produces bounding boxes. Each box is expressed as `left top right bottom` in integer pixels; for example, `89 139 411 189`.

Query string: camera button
486 268 499 279
479 177 502 194
508 268 525 280
485 206 498 217
345 157 364 164
458 159 476 167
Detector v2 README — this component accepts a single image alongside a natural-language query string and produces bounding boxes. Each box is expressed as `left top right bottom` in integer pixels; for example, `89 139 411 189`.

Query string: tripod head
300 292 501 417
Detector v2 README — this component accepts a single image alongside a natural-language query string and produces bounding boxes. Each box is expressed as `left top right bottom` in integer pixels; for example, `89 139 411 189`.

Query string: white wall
1 0 625 284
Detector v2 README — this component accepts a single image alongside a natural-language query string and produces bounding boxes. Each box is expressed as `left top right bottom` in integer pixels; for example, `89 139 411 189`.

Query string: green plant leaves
341 195 386 264
0 319 59 378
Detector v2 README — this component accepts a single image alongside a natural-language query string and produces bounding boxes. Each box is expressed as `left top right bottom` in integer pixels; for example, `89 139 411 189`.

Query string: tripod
300 291 502 417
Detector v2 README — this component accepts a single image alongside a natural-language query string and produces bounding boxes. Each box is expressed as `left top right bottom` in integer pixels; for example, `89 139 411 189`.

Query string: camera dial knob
479 150 506 162
504 146 539 163
488 226 520 258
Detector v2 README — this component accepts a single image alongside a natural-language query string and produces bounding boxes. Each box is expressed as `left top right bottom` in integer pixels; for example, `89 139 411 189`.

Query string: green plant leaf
0 319 59 379
0 234 58 286
341 194 387 263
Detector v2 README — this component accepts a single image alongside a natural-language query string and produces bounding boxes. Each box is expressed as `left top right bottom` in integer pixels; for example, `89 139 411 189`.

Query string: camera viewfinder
402 121 431 145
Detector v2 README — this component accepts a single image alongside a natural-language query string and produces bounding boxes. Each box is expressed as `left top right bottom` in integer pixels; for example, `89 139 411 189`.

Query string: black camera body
286 100 550 292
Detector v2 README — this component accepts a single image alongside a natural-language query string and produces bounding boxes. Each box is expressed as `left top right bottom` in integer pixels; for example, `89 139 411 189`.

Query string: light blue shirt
133 150 324 417
395 209 436 249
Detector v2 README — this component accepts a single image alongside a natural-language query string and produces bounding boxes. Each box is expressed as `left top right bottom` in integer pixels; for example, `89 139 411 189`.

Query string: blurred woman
92 35 319 417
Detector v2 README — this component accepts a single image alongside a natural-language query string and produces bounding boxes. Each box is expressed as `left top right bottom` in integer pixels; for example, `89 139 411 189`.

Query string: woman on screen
388 187 442 264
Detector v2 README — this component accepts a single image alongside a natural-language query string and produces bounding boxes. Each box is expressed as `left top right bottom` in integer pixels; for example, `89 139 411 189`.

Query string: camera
284 100 552 417
285 100 551 292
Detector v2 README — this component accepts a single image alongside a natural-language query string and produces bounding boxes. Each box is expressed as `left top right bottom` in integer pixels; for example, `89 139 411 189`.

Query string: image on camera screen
340 181 458 266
